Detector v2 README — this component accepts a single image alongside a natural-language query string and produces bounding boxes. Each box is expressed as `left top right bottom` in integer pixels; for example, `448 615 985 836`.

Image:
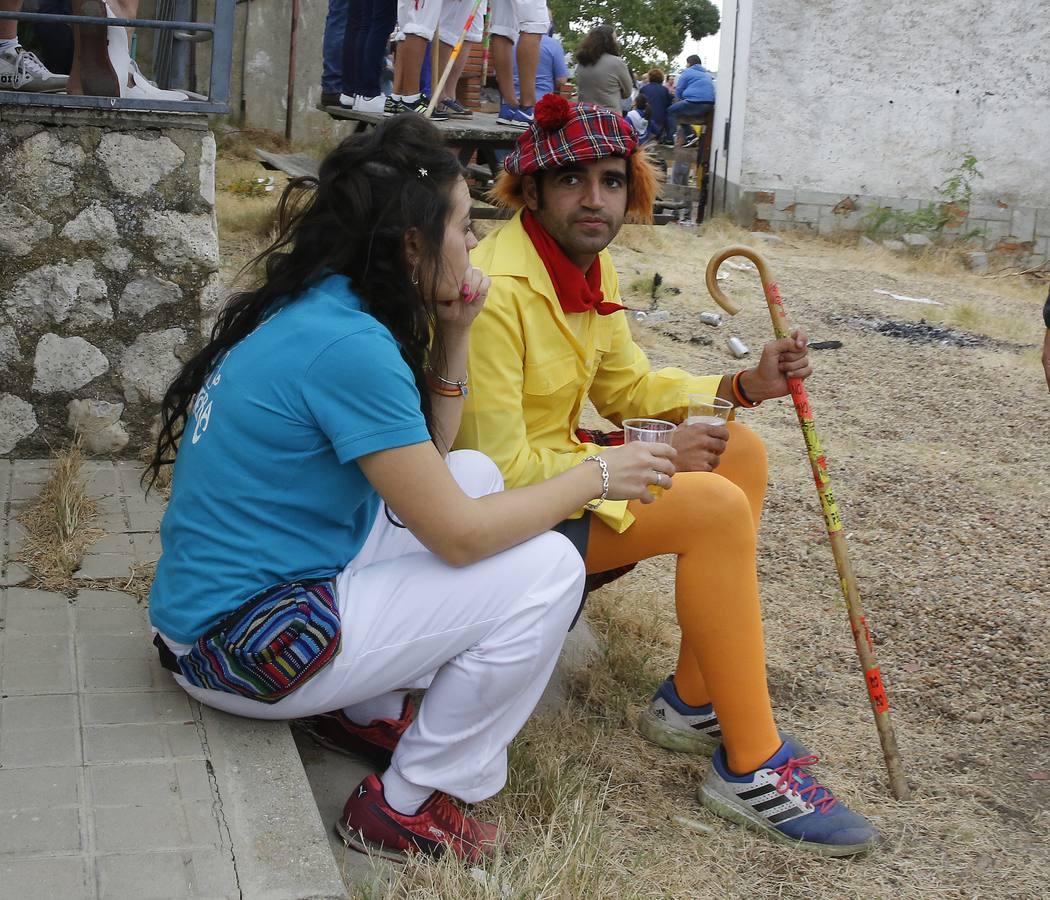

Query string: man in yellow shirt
456 94 877 855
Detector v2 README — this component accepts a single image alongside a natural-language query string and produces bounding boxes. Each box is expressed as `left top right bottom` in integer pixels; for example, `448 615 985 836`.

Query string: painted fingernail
461 284 471 296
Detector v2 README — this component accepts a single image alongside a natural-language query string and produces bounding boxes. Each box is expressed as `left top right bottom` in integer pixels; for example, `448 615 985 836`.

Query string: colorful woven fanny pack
155 578 341 704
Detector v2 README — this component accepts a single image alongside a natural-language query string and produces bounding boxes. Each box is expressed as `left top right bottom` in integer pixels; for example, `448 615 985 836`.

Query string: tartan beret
503 94 638 175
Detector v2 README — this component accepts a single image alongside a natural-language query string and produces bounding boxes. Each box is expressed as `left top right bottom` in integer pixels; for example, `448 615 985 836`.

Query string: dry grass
15 440 104 590
215 159 286 237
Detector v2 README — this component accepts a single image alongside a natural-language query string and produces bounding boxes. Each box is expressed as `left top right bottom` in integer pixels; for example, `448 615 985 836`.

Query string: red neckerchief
521 210 626 316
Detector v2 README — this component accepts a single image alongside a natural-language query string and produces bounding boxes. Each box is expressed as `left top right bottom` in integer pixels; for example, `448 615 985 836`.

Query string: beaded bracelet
582 455 610 510
732 370 759 408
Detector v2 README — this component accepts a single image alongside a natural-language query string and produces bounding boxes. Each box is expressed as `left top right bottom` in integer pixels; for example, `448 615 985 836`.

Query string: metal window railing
0 3 234 114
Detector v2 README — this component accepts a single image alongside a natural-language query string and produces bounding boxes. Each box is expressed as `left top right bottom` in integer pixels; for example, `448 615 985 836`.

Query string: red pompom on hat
504 94 638 176
534 93 571 131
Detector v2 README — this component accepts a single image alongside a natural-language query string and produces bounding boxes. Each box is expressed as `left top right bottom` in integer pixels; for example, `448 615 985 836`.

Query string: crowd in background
0 3 716 153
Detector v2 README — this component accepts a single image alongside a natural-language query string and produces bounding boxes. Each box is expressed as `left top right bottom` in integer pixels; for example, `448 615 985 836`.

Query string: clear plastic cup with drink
622 418 676 497
686 394 734 428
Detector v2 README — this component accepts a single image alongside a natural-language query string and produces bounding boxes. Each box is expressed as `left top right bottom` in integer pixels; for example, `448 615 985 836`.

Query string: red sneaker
296 696 414 767
336 774 501 863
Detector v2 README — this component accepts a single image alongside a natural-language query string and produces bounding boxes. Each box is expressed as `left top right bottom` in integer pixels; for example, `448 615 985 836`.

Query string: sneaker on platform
337 773 501 863
397 94 449 120
383 95 399 116
700 742 879 857
496 101 532 128
320 91 342 107
638 675 721 755
295 696 414 768
354 94 385 114
440 96 473 118
0 47 68 93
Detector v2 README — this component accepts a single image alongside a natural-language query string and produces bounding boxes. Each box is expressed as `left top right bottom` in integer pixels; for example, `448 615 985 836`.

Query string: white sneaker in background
337 93 355 109
0 46 69 93
353 94 385 114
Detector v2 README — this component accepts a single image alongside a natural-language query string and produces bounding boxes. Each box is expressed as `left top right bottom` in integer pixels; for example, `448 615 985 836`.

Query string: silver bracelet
429 371 469 389
582 455 609 510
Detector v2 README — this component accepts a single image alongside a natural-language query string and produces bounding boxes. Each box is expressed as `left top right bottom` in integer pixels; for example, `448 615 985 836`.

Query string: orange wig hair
489 149 658 225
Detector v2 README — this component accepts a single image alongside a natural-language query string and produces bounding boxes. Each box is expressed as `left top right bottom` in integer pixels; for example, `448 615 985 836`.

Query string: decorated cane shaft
425 0 486 118
704 245 911 801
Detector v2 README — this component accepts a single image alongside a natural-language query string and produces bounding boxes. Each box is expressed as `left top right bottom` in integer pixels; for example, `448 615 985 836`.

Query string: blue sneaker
638 676 721 755
440 96 473 118
496 102 533 128
700 742 878 856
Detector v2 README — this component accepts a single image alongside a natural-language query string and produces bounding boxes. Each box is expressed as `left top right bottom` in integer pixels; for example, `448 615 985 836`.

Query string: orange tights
585 422 781 774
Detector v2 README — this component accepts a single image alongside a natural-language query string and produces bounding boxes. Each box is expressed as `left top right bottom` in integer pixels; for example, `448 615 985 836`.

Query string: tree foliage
549 0 721 73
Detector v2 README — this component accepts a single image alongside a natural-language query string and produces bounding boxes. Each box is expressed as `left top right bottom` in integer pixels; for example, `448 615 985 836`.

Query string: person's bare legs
515 31 539 108
491 33 517 107
392 34 427 97
436 39 476 102
0 1 21 44
68 0 137 95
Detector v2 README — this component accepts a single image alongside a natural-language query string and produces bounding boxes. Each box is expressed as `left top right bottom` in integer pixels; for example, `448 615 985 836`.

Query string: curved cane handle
703 244 776 317
705 244 792 341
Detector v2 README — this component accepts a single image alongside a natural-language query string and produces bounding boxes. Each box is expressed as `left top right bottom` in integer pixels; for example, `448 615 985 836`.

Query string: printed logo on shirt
189 308 284 446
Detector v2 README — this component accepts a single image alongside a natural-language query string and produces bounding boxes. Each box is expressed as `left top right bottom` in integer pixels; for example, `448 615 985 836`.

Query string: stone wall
736 188 1050 268
0 106 219 458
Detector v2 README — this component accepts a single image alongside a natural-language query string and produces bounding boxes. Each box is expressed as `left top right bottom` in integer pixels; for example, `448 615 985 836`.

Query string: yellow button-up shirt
455 211 721 531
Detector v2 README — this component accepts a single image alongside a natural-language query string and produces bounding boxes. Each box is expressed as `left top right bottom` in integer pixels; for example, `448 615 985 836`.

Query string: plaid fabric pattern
574 426 636 591
575 427 625 447
504 95 638 175
176 579 341 704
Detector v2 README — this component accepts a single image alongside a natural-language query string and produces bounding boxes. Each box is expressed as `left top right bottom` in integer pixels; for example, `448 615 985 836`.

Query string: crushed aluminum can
727 336 750 358
699 311 723 327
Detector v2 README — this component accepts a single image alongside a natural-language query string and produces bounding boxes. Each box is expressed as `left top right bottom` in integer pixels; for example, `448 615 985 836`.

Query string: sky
676 0 723 73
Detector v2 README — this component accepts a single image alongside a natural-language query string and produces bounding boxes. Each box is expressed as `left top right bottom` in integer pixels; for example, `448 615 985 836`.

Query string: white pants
397 0 443 41
165 451 585 803
489 0 549 40
438 0 486 46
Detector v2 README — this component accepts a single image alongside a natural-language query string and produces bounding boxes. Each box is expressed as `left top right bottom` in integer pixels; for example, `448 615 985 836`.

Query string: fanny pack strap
153 633 182 673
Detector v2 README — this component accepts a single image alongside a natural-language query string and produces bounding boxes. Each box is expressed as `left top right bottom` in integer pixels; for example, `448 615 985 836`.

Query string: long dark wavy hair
144 115 463 491
575 25 621 67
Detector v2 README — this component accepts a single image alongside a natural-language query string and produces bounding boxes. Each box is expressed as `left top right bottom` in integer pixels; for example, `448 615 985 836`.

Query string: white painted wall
733 0 1050 207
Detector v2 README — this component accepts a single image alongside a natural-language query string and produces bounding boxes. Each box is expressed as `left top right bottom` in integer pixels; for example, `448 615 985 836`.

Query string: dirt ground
563 223 1049 899
213 154 1049 898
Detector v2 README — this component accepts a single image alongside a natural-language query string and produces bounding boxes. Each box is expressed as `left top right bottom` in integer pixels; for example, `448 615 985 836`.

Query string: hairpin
417 167 428 179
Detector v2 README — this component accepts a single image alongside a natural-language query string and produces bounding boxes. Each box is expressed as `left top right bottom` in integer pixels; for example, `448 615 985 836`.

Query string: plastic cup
623 418 675 497
686 394 734 427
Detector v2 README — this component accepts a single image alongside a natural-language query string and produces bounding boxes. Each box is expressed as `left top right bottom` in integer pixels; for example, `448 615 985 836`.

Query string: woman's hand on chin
436 265 490 332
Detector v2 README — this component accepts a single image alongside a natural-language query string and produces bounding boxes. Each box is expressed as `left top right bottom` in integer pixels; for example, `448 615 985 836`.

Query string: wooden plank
657 182 703 202
255 149 319 179
321 107 522 145
644 144 697 164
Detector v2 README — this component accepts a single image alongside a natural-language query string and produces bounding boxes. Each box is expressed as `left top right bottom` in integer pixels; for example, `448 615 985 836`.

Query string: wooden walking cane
425 0 487 118
705 245 912 801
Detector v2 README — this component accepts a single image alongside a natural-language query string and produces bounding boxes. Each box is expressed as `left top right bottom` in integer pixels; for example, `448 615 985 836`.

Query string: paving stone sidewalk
0 460 346 900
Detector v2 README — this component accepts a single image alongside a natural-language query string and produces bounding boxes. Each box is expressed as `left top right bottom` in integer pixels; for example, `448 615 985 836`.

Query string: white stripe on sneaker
728 770 810 825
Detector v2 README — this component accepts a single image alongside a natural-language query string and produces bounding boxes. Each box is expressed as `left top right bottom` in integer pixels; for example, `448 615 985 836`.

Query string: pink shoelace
772 755 839 814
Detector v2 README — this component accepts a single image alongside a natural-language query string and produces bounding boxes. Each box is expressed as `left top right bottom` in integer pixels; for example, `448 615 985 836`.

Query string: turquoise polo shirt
149 273 431 643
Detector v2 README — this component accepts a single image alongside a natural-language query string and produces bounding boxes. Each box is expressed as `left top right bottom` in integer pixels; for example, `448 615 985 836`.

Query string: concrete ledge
0 104 211 131
200 705 348 900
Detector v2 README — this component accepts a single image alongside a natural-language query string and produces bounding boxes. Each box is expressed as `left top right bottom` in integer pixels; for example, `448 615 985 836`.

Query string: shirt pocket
523 352 579 397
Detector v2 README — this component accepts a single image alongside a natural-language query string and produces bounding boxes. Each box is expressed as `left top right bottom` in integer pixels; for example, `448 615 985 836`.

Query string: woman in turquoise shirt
144 115 673 864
